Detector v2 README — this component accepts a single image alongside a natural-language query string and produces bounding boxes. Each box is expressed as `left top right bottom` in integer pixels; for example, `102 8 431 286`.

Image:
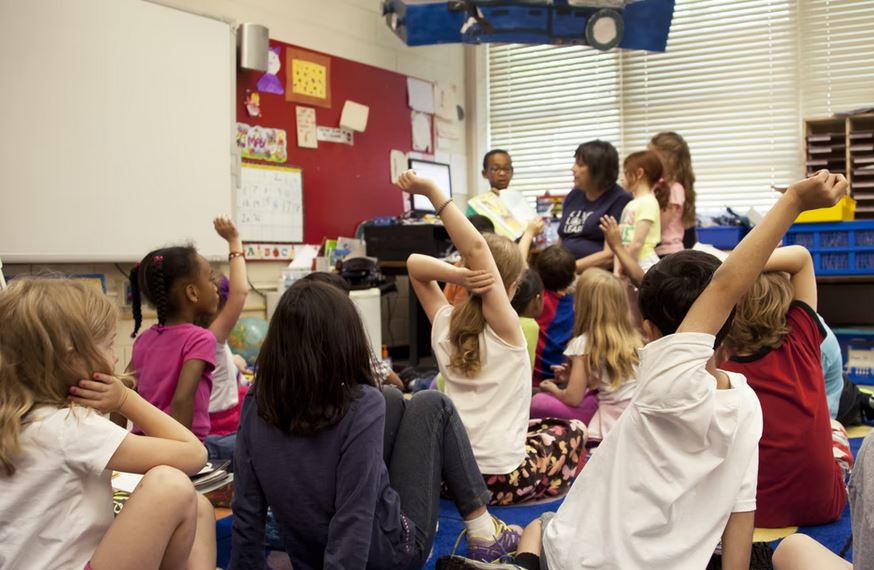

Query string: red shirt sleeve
786 301 826 351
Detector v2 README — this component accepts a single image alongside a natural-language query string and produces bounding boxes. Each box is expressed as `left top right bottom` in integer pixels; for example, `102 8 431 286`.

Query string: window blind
799 0 874 118
487 0 874 212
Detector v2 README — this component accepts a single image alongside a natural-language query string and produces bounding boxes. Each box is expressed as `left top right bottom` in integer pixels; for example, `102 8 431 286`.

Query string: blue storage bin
783 220 874 276
697 226 748 250
834 328 874 386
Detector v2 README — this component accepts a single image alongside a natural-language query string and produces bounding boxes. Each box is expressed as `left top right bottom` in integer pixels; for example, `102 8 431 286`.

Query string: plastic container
696 226 748 250
795 195 857 223
782 220 874 275
833 328 874 385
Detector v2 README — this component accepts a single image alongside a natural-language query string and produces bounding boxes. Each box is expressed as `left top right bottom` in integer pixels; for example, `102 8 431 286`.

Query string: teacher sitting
557 140 632 274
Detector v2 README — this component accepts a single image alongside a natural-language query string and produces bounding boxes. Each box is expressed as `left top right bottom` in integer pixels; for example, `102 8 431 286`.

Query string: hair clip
156 324 165 333
134 261 141 268
657 177 665 184
154 255 164 264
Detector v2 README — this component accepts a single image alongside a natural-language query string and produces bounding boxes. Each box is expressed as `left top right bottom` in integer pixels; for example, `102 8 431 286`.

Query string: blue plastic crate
697 226 748 250
783 220 874 276
834 328 874 386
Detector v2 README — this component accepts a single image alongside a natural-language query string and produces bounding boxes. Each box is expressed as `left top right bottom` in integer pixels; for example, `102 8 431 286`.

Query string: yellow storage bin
795 195 856 223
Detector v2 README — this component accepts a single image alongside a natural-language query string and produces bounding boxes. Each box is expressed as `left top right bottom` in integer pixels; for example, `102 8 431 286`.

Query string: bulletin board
237 164 303 243
237 40 416 243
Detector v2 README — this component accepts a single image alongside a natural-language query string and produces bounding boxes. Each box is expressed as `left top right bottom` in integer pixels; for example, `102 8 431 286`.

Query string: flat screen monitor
408 158 452 214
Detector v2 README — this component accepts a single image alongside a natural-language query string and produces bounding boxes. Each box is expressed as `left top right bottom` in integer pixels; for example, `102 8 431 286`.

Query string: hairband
153 255 164 264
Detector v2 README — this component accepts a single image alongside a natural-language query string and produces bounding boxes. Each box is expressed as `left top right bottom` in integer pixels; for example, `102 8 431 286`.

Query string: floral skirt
484 418 587 505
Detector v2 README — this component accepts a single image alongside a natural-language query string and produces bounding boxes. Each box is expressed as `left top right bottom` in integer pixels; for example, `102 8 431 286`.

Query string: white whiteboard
237 164 304 243
0 0 235 262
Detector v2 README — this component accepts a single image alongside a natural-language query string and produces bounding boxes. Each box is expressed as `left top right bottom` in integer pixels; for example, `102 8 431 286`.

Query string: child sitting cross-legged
396 170 586 507
438 170 848 570
720 245 852 528
530 268 641 441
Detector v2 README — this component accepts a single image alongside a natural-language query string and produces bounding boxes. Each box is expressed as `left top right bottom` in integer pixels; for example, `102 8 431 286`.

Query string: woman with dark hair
229 280 521 569
557 140 632 273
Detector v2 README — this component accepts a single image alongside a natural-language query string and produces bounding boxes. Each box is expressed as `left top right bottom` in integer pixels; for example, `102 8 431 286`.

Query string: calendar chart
236 164 303 243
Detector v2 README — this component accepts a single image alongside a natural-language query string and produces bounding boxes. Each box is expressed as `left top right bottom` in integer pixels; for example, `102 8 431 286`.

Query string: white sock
464 510 497 538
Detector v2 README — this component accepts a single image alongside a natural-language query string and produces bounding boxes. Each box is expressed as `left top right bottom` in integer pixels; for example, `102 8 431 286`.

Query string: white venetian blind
798 0 874 118
487 44 620 199
621 0 799 211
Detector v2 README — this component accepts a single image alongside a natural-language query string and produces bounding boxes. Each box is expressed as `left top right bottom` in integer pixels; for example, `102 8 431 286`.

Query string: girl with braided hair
128 218 233 454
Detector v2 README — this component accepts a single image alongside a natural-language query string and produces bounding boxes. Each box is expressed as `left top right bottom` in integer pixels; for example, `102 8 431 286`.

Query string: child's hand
213 215 239 242
539 380 561 395
549 363 570 385
526 217 545 236
396 170 437 196
69 373 130 414
458 268 495 295
599 215 622 250
783 170 848 212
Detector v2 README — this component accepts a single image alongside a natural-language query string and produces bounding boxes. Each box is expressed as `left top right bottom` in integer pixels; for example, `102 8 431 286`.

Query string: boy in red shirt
721 245 851 528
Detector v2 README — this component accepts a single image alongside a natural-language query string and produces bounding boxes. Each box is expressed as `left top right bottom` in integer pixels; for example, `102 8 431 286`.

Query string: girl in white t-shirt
534 268 642 442
396 170 586 507
0 278 215 570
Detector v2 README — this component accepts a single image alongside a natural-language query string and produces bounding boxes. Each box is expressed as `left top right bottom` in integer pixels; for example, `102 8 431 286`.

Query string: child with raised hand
600 213 645 286
230 279 521 568
441 170 848 570
531 268 641 439
721 245 851 527
396 170 585 507
128 219 226 458
613 150 663 274
0 279 215 570
203 217 249 451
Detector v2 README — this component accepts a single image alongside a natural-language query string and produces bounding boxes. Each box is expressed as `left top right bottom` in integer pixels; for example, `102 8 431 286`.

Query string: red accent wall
237 41 413 243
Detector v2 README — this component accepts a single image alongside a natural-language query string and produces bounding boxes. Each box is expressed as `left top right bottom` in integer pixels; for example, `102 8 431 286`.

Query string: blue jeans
204 433 236 472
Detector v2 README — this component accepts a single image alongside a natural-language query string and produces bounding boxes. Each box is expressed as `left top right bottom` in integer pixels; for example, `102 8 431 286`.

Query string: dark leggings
382 387 492 568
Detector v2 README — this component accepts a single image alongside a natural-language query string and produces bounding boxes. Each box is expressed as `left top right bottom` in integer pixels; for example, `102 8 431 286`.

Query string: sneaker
436 555 524 570
464 517 523 563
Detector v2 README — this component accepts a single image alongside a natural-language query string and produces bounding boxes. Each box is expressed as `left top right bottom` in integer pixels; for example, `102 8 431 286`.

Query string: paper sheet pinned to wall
435 117 460 140
407 77 434 114
340 100 369 132
317 126 354 145
411 111 432 152
390 149 407 183
296 106 318 149
433 83 458 121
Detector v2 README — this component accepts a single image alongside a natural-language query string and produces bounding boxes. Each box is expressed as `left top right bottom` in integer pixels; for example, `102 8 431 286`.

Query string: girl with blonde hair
396 170 586 508
533 269 642 442
0 278 215 570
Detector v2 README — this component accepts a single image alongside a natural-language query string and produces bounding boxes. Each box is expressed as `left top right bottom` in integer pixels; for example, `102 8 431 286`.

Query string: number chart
236 163 303 243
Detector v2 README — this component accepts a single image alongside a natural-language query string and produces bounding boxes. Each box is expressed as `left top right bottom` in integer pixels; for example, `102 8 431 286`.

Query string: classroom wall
5 0 471 366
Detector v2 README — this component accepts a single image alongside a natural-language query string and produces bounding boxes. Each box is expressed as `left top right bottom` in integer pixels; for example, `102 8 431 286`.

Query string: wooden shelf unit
805 114 874 220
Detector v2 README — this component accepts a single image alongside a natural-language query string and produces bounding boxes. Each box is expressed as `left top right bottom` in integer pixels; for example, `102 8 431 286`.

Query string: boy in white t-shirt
439 170 848 570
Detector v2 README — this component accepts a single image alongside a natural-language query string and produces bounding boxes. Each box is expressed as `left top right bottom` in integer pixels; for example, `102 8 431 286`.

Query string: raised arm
678 171 847 336
396 171 524 346
763 245 817 310
406 254 494 322
209 216 249 344
600 215 645 286
519 217 545 267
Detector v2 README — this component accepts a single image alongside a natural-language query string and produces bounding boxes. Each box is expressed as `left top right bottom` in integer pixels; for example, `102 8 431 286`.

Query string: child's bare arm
540 356 589 407
407 254 495 321
209 216 249 344
625 219 653 261
600 215 645 286
169 360 205 430
678 171 846 336
397 171 523 346
763 245 817 310
721 511 755 570
519 217 545 267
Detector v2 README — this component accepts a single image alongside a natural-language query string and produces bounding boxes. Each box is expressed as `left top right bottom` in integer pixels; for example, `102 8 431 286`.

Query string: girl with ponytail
128 218 234 461
396 171 586 506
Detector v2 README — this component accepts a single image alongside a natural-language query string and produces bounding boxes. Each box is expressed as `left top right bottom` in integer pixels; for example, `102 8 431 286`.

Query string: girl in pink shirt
651 132 697 255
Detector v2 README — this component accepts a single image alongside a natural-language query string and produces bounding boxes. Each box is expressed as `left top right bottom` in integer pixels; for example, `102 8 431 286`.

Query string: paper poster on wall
340 101 370 132
237 163 303 243
406 77 434 114
295 106 318 149
411 111 432 152
433 83 458 121
236 123 287 163
316 126 354 145
435 117 459 140
244 243 296 260
390 149 407 183
286 47 332 108
257 47 284 95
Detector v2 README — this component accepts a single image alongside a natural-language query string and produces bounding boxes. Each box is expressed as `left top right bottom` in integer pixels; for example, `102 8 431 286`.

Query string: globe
228 316 269 366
